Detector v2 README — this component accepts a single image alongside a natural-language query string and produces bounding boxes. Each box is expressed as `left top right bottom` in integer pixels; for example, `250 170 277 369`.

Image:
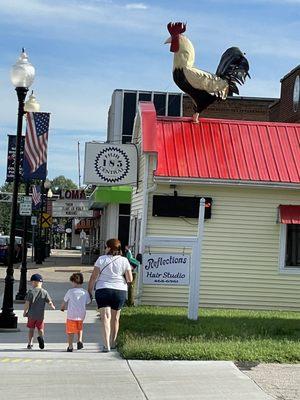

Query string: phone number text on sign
142 253 190 286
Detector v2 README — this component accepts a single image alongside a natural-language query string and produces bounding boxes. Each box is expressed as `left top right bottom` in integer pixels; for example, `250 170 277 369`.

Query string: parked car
0 235 23 265
0 236 9 265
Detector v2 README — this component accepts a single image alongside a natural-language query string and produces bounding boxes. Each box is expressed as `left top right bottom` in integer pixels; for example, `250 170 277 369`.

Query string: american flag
24 112 50 173
32 185 41 206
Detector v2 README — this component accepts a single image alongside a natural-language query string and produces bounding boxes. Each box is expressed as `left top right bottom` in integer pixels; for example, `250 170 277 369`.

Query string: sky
0 0 299 186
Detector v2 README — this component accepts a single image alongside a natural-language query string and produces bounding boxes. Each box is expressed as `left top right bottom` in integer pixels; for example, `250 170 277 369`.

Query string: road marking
11 359 21 363
0 358 10 363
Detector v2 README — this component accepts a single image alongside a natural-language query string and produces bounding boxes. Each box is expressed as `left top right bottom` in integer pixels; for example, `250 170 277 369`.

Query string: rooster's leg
192 113 199 123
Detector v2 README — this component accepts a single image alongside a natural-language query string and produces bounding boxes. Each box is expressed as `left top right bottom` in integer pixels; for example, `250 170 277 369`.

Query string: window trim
279 223 300 274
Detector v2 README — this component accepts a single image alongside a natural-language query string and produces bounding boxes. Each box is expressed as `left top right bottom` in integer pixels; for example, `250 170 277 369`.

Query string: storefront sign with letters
52 200 93 218
142 253 190 286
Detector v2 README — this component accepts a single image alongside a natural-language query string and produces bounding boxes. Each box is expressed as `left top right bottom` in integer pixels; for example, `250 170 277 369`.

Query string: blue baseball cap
30 273 43 282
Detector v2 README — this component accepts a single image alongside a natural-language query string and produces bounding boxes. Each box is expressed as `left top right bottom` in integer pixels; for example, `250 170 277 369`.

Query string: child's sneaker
77 341 83 350
37 336 45 349
27 344 33 350
67 347 73 352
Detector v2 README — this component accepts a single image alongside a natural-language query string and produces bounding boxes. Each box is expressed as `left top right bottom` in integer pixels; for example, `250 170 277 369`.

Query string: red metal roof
279 205 300 224
139 105 300 184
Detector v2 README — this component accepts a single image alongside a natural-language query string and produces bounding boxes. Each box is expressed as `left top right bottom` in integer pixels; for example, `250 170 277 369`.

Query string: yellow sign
42 213 52 228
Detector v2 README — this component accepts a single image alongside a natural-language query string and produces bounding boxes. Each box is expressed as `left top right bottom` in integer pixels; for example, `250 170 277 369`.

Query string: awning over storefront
89 186 132 209
279 205 300 224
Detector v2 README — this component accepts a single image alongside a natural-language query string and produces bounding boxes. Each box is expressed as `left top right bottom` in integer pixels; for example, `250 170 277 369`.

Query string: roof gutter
154 176 300 190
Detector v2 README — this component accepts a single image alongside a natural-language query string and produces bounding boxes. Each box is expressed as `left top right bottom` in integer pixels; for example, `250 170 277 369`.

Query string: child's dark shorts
95 288 127 310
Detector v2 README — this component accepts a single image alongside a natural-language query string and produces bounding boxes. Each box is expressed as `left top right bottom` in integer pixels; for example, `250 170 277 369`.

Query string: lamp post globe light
15 91 41 302
24 91 40 112
0 49 35 329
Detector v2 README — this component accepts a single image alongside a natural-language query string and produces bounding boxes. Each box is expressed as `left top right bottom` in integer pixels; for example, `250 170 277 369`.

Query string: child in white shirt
61 273 91 352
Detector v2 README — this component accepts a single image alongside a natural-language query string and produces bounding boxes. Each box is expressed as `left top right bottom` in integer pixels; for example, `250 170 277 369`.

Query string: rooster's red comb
167 22 186 35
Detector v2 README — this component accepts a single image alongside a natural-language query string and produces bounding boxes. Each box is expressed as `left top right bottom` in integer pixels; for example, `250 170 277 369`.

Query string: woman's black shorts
95 288 127 310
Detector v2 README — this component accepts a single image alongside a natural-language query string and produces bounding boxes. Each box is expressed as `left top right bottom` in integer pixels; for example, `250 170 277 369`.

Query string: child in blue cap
23 273 55 350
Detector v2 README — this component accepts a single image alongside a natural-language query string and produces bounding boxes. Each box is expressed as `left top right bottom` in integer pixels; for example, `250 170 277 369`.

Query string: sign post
188 198 205 320
141 198 206 321
31 216 37 262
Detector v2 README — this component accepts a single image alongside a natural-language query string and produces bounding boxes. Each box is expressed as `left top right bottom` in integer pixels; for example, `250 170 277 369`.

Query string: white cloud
125 3 148 9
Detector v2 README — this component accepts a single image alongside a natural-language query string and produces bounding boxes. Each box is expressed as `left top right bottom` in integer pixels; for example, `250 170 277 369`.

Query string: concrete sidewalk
0 311 273 400
0 250 274 399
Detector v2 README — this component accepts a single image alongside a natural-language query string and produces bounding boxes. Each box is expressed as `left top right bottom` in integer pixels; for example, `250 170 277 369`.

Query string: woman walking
88 238 133 352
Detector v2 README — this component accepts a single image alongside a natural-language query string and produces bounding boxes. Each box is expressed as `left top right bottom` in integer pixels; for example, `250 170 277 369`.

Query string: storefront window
286 224 300 267
118 204 131 251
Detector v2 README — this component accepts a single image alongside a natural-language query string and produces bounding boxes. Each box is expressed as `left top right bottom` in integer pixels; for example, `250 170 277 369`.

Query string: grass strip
118 306 300 362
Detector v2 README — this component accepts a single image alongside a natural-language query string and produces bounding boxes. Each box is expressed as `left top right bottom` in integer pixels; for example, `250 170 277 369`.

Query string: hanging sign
142 253 190 286
6 135 25 182
83 143 137 186
19 196 32 216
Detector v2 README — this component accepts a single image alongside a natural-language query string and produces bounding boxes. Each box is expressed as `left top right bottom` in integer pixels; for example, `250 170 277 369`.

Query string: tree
51 176 77 191
0 182 27 234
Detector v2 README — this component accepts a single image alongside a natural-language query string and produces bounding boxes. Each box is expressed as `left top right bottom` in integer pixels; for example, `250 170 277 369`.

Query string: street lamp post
46 186 53 257
0 49 35 329
35 180 45 265
15 91 40 301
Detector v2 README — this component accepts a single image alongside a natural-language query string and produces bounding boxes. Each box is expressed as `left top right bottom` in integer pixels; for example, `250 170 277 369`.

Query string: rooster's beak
164 37 172 44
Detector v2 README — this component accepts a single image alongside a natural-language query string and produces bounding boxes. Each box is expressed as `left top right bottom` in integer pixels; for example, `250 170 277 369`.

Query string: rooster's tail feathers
216 47 250 96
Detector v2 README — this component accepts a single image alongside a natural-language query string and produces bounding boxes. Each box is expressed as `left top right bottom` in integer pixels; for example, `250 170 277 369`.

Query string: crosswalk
1 358 52 363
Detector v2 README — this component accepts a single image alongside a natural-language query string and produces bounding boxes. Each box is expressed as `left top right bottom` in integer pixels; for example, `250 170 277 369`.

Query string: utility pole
77 141 81 188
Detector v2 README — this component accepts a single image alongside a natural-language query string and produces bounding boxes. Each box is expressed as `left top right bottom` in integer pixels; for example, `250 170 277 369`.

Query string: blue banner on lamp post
6 134 25 182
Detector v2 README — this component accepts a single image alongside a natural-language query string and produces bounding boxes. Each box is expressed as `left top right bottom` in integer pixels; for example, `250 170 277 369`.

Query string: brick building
183 95 276 121
269 65 300 123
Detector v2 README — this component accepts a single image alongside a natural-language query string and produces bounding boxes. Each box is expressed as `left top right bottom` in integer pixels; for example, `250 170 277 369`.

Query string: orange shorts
66 319 83 334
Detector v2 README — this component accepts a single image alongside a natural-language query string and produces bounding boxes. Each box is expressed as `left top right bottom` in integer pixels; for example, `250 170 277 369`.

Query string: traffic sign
42 213 52 228
31 216 37 226
20 196 32 216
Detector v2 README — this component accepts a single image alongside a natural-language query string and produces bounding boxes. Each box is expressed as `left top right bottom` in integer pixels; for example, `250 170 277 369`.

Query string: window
122 92 137 144
153 93 166 116
118 204 131 251
286 224 300 267
279 224 300 272
138 93 151 102
167 94 181 116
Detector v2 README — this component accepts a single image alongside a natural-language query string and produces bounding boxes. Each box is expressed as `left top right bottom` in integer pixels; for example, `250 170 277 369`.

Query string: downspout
136 153 157 305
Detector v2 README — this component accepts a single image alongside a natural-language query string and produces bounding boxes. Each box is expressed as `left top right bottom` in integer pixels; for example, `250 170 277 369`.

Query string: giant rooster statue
165 22 250 122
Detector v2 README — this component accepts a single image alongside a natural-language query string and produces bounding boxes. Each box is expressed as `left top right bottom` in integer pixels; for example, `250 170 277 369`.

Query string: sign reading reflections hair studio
83 143 137 186
143 253 190 286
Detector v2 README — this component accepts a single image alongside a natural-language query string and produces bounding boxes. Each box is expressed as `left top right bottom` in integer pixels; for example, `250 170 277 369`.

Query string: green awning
89 186 132 209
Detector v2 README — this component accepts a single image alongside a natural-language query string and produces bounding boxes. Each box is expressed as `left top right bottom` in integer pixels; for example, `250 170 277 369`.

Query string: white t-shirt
64 288 91 321
94 255 131 291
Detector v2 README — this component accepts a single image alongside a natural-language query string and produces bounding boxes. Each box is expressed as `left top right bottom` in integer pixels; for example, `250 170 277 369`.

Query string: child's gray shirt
26 288 52 320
